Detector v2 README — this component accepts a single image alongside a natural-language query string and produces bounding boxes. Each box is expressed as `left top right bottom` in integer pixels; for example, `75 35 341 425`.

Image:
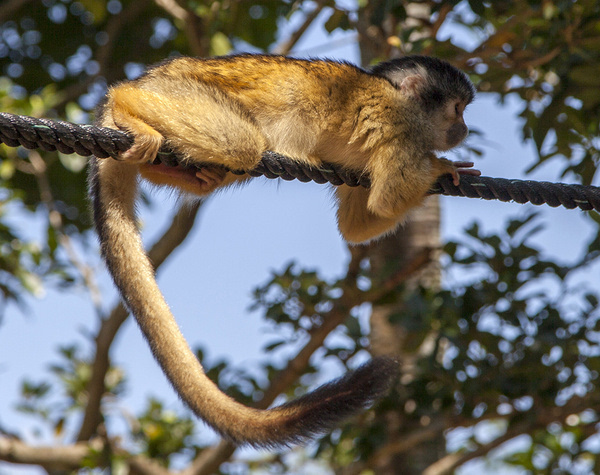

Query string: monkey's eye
454 102 461 116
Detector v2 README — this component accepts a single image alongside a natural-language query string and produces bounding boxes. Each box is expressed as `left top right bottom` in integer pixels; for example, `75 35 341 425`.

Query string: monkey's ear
399 75 424 95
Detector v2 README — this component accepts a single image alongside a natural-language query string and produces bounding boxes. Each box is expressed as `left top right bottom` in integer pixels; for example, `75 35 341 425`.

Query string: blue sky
1 9 599 475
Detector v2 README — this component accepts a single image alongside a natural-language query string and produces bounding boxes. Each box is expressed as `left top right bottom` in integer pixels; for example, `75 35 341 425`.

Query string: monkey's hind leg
336 185 401 244
107 86 165 164
155 87 269 173
106 84 269 173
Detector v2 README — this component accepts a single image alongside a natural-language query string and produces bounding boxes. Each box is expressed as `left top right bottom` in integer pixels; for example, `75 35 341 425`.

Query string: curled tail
88 156 397 447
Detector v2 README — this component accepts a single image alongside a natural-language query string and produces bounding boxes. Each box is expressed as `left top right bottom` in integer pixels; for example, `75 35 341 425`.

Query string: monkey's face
431 98 469 151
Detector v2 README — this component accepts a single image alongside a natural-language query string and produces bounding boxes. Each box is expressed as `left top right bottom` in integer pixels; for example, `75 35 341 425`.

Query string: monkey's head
371 55 475 151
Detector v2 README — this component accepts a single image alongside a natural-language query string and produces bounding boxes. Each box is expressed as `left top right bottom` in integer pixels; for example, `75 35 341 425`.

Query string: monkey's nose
447 122 468 147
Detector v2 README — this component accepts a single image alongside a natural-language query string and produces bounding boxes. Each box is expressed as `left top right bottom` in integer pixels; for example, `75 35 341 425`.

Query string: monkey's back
104 54 406 169
137 54 369 115
123 55 383 164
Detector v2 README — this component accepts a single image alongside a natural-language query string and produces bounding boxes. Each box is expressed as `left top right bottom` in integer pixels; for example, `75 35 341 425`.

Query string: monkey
88 54 477 447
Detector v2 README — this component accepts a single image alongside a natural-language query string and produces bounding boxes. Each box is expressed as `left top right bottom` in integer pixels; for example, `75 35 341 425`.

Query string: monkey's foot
195 167 227 191
138 162 227 196
117 134 163 164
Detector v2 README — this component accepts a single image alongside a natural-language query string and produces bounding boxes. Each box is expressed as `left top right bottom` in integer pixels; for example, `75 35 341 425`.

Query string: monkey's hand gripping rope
1 112 600 212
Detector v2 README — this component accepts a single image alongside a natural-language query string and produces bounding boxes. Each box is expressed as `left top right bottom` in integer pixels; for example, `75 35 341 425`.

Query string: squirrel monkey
88 54 476 447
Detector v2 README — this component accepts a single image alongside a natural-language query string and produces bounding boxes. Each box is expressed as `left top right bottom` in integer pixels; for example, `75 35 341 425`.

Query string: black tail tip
223 356 399 449
348 355 399 402
262 356 399 447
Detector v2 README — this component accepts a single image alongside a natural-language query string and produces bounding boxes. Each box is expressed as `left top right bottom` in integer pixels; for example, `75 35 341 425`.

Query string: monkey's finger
205 167 227 180
195 170 214 186
195 169 217 185
197 167 226 182
456 168 481 176
451 168 481 186
450 161 475 169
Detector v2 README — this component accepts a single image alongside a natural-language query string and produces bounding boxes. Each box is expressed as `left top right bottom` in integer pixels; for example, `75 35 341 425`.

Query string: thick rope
1 112 600 212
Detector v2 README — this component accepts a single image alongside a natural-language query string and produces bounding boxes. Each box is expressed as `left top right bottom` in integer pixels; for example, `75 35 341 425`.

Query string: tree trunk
354 1 448 469
367 196 447 474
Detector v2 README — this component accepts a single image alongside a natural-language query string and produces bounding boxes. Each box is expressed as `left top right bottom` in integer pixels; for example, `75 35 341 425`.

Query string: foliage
253 214 600 473
133 399 196 466
16 344 125 436
454 0 600 183
1 0 600 474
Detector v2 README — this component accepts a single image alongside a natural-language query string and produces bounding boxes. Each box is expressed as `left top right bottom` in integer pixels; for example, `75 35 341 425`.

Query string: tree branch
53 0 153 111
422 393 600 475
0 437 103 472
184 245 426 472
422 427 519 475
127 455 170 475
373 419 445 462
428 3 452 42
76 201 204 441
0 436 171 474
363 247 433 302
0 0 35 23
155 0 209 57
274 0 328 56
26 151 103 311
182 440 236 475
341 418 446 475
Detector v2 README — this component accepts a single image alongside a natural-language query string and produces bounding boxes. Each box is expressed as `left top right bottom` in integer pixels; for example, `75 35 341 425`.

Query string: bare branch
127 455 170 475
184 245 425 471
154 0 208 57
182 440 236 475
422 423 527 475
27 151 103 310
274 0 328 56
0 0 35 23
0 437 103 471
76 201 204 441
53 0 153 111
0 437 170 474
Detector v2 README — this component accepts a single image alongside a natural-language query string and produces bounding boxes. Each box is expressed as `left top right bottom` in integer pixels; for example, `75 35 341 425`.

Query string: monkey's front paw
451 161 481 185
437 159 481 186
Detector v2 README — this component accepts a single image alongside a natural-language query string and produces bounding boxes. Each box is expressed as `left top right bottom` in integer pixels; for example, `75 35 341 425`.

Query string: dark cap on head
371 55 475 112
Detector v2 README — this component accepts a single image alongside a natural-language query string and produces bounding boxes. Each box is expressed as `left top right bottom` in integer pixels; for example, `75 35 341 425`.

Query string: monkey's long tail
88 157 397 448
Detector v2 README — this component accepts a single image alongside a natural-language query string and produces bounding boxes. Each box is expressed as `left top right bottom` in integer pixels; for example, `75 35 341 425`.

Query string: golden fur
89 54 475 447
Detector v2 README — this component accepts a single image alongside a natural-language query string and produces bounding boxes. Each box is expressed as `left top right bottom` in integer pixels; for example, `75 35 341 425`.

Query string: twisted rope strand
1 112 599 212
